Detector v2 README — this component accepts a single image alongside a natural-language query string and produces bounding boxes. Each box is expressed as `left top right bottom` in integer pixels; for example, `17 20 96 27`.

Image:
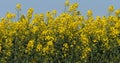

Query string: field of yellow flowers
0 0 120 63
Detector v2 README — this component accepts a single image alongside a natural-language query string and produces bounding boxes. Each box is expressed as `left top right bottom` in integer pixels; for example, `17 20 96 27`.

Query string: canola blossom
0 1 120 63
16 3 22 10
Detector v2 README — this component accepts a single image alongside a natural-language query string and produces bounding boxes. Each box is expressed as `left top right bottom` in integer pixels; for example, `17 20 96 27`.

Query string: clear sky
0 0 120 17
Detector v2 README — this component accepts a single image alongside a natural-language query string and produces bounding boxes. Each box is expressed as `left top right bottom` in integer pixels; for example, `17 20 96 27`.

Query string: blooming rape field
0 0 120 63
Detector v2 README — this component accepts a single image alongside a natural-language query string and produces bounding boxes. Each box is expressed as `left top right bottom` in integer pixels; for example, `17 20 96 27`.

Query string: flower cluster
0 1 120 63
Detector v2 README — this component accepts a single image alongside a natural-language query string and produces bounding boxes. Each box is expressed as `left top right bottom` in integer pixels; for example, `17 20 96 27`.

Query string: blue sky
0 0 120 17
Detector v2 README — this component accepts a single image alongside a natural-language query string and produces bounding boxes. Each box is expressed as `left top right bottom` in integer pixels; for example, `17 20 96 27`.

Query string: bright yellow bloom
6 12 16 19
6 12 11 18
32 26 39 34
115 9 120 16
58 27 65 34
47 41 53 46
108 5 114 12
45 36 54 41
52 10 57 16
68 3 79 12
46 11 51 17
5 38 13 48
110 27 119 38
27 8 34 19
28 8 34 14
11 14 16 18
26 39 34 54
65 0 70 6
80 34 89 45
42 46 49 53
27 40 34 48
40 13 44 20
87 10 93 17
36 43 42 52
16 3 22 10
81 47 91 59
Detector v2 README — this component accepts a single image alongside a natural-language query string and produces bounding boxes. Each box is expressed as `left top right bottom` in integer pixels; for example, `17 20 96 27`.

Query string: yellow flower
115 9 120 16
108 5 114 12
68 3 79 12
110 27 119 38
81 53 87 59
27 39 34 48
32 26 39 34
27 8 34 19
28 8 34 14
47 41 53 46
87 10 93 17
6 12 11 18
5 38 13 48
46 11 51 17
40 13 44 20
63 43 69 48
41 30 48 35
85 47 91 52
80 34 89 45
6 50 11 56
65 0 70 6
26 39 34 54
45 36 54 41
52 10 57 16
43 46 49 54
16 3 22 10
6 12 15 19
36 43 42 52
93 39 97 43
81 47 91 59
104 42 110 50
11 14 16 18
58 27 65 34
